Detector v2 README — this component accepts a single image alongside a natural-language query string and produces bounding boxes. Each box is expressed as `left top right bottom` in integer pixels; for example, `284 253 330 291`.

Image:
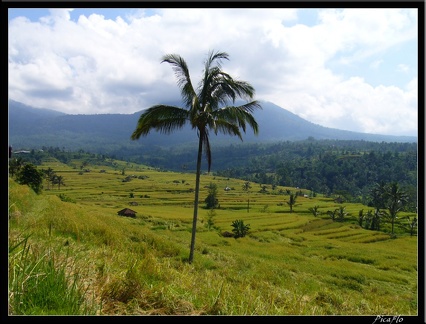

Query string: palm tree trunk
189 135 203 264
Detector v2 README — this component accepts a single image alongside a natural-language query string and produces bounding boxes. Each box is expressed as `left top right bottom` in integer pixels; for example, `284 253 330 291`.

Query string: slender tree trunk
391 218 395 235
189 135 204 264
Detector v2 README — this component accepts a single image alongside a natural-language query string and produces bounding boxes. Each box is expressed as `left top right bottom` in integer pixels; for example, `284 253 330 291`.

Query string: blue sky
8 8 419 136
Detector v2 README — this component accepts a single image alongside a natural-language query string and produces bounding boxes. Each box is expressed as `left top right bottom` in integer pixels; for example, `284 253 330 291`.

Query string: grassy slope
8 157 418 316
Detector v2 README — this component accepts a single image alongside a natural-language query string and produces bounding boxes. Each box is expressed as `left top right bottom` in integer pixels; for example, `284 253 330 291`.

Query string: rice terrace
8 152 418 316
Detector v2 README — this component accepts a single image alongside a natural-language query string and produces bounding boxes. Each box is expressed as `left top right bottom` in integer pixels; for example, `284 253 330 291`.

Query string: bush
231 219 250 238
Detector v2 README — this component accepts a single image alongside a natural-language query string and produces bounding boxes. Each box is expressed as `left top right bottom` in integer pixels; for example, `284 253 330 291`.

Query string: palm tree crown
131 50 261 171
132 50 262 263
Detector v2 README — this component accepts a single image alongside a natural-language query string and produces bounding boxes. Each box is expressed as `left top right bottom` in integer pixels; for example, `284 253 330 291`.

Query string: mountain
8 99 417 153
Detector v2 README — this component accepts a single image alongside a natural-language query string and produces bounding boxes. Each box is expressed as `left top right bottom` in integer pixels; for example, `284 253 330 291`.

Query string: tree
308 205 321 217
404 216 417 236
51 174 65 190
363 209 383 231
358 209 364 227
131 50 261 263
259 184 268 193
43 167 55 190
205 209 216 230
335 206 349 222
231 219 250 238
286 193 297 213
80 160 89 171
9 156 26 178
384 182 408 235
370 208 383 231
327 209 337 221
204 182 219 209
15 164 44 194
369 181 387 210
242 181 252 213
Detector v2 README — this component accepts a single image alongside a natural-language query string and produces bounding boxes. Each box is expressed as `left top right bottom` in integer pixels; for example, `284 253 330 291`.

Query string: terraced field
9 157 418 315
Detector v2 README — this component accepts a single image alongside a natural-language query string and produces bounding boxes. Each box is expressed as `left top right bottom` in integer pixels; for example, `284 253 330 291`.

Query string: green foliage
57 194 76 203
286 193 297 213
9 157 25 177
402 216 417 236
326 209 336 221
8 236 97 315
242 181 252 213
205 182 219 209
383 182 409 234
205 209 217 231
15 163 44 194
363 208 384 231
308 205 321 217
215 141 417 209
231 219 250 238
335 206 349 222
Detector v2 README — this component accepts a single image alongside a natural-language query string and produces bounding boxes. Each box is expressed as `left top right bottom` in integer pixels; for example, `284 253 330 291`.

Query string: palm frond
131 105 189 139
213 103 261 135
199 52 229 109
204 50 229 72
213 119 243 140
162 54 197 109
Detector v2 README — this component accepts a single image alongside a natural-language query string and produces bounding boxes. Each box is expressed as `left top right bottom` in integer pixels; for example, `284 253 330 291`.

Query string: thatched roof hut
117 208 137 218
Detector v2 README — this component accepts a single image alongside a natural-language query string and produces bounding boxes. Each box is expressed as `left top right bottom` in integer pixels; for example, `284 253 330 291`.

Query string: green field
8 157 418 316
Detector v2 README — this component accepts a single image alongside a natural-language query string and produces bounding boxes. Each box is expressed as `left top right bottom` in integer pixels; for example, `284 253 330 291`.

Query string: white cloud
397 64 410 73
370 60 384 69
8 8 418 136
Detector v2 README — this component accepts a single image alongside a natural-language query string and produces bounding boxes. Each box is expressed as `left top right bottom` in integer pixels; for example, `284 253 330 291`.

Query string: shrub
231 219 250 238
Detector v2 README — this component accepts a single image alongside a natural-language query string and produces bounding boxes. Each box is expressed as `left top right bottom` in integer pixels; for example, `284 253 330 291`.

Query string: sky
8 7 420 136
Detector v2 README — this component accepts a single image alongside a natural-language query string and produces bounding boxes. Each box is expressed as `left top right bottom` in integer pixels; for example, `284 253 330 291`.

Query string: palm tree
286 193 297 213
335 206 348 222
404 216 417 236
308 205 321 217
370 208 384 231
55 175 65 190
327 209 337 221
242 181 252 213
43 167 55 190
358 209 364 227
370 181 387 210
131 50 261 263
384 182 408 235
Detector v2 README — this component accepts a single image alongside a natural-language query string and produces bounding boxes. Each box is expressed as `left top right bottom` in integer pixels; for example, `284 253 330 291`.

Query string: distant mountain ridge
8 99 417 152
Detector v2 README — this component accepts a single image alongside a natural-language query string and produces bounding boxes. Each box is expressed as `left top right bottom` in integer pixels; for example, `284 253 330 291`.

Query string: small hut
117 208 137 218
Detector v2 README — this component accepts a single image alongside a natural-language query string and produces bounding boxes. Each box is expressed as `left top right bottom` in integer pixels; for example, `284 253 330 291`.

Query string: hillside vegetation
8 152 418 316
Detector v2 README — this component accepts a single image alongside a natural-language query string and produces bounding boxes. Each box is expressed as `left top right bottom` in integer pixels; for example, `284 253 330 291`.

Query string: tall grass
8 235 98 315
